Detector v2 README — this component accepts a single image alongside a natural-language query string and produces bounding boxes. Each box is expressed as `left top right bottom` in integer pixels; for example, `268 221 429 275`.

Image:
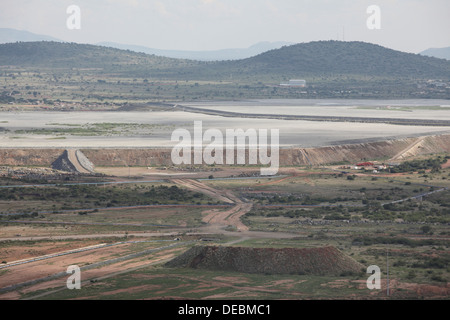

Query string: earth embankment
165 245 364 276
0 134 449 167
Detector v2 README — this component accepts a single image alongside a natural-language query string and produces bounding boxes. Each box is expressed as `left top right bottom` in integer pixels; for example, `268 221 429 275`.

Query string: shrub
406 271 416 280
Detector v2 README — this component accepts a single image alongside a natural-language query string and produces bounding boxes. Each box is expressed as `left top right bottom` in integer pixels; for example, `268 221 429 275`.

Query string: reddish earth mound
165 246 363 276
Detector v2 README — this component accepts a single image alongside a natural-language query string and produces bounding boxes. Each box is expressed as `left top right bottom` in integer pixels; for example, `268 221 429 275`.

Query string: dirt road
67 149 91 174
202 202 253 232
171 178 236 204
172 178 253 232
390 136 425 161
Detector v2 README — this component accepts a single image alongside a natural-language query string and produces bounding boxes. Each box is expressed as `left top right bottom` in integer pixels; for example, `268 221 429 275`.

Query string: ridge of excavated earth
1 134 450 167
165 245 364 276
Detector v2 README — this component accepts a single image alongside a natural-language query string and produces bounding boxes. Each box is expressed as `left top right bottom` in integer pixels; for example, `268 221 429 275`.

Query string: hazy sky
1 0 449 53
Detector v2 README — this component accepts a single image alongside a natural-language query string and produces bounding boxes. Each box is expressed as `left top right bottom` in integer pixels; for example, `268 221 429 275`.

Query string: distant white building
280 79 306 87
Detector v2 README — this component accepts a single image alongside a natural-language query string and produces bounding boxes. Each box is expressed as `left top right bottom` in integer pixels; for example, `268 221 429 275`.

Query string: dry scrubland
1 40 449 300
0 150 448 299
0 118 449 300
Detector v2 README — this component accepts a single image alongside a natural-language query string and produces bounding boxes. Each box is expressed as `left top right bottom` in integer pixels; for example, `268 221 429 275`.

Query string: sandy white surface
1 100 449 148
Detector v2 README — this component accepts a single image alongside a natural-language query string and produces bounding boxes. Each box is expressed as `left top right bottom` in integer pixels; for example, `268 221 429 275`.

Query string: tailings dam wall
1 134 449 167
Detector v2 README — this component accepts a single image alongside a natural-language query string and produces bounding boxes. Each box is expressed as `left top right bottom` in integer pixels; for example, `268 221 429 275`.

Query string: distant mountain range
420 47 450 61
0 28 61 43
0 28 291 61
97 41 293 61
1 40 450 81
1 27 449 63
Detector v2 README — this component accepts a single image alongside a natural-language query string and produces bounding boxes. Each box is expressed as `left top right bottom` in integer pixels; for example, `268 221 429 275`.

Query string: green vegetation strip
14 122 166 136
0 184 221 215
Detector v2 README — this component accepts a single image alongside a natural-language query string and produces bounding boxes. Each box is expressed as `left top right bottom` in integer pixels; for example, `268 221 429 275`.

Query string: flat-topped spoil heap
165 245 363 276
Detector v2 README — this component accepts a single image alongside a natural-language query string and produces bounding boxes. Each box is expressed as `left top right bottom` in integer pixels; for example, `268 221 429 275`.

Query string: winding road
171 178 253 232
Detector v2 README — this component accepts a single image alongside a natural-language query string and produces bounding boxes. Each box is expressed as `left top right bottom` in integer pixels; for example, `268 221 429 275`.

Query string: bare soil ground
442 159 450 169
0 239 104 262
0 242 185 300
0 242 136 288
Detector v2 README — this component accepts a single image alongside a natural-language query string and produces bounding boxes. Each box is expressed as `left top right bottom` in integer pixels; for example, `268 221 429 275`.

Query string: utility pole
386 248 390 297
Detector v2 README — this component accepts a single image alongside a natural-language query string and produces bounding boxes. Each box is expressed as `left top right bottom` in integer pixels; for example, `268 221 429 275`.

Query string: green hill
1 41 449 80
1 41 449 100
217 41 450 79
0 41 198 70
